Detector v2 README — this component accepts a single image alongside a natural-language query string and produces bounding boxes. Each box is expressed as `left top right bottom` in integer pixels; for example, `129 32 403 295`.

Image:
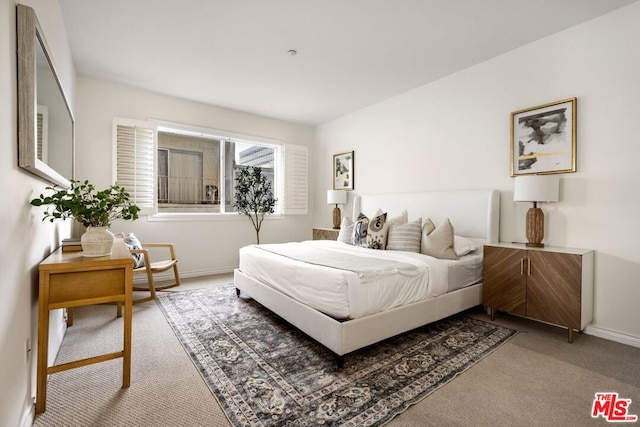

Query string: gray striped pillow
386 217 422 252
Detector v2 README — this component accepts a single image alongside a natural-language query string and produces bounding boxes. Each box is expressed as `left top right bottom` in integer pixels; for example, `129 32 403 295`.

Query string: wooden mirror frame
17 4 74 188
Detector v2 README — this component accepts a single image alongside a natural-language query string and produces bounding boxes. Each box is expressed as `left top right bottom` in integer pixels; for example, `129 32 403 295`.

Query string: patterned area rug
156 285 516 426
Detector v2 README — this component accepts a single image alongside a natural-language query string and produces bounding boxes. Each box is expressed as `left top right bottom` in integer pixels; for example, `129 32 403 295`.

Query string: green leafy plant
30 179 140 227
233 166 277 244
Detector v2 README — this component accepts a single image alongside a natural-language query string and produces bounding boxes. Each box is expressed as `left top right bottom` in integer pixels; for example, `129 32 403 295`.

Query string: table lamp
327 190 347 229
513 175 559 247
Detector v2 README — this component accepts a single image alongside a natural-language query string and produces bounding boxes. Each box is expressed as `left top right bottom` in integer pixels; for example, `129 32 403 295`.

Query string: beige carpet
33 274 640 426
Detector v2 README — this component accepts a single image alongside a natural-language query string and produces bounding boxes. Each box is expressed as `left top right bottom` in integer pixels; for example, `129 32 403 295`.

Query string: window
156 131 220 213
157 148 203 205
113 118 307 216
225 141 277 214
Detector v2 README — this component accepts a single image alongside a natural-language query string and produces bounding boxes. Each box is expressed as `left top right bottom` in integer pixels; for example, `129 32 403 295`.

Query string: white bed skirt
234 269 483 357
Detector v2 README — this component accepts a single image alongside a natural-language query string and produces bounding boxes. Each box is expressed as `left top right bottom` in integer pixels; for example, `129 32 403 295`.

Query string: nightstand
483 242 593 343
312 227 339 241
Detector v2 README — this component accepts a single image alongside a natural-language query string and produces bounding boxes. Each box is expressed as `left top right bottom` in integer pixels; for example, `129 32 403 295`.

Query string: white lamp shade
513 175 559 202
327 190 347 205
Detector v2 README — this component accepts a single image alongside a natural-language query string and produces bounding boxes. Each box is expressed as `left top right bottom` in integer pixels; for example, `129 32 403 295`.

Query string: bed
233 189 500 366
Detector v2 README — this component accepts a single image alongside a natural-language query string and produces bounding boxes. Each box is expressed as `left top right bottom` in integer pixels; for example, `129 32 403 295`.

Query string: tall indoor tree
233 166 277 244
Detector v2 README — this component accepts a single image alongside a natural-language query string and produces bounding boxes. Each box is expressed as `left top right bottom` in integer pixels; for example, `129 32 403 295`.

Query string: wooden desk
36 248 133 414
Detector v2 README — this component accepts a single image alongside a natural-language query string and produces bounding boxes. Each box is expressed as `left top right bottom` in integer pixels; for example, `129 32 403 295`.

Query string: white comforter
239 240 476 320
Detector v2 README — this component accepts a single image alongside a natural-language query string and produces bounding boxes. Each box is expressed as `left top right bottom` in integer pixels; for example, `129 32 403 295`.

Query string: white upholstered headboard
353 189 500 243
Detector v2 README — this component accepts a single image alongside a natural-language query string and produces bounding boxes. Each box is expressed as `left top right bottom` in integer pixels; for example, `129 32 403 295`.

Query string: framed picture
333 151 354 190
510 97 576 176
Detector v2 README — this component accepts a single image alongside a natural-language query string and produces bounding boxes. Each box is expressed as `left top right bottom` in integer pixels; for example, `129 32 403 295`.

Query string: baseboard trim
132 267 235 285
585 325 640 348
20 402 34 427
180 267 235 279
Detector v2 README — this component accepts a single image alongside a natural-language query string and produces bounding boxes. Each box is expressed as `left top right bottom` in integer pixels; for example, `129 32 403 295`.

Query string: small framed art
510 97 576 176
333 151 354 190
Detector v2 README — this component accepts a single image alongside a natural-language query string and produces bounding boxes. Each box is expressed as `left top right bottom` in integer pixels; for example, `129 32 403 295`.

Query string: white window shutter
283 144 308 214
113 118 157 215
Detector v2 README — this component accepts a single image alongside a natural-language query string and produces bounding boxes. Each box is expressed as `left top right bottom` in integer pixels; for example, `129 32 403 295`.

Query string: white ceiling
59 0 637 126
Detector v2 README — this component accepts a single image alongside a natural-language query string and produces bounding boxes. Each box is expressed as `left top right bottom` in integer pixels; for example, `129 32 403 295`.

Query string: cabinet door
526 251 581 329
483 246 527 316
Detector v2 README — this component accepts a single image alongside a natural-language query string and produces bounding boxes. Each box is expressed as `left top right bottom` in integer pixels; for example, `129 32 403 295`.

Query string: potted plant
30 179 140 256
233 166 277 244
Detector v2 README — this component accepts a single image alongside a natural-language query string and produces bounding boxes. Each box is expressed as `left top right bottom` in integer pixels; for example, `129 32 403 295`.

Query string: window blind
113 118 157 215
282 144 308 214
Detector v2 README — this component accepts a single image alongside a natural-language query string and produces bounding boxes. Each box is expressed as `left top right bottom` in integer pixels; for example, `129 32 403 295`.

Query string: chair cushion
123 233 145 268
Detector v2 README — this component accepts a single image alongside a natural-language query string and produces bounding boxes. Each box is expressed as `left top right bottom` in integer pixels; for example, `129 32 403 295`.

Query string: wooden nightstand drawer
312 228 339 241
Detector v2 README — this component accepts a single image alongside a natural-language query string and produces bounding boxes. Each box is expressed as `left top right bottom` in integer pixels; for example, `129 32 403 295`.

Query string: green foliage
233 167 277 244
30 179 140 227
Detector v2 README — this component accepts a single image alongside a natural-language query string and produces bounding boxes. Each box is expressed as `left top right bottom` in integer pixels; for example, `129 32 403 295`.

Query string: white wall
75 77 316 277
315 2 640 344
1 0 75 426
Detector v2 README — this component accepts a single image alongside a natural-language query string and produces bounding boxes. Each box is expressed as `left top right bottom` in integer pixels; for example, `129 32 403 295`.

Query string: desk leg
122 270 132 388
36 273 50 414
66 307 73 327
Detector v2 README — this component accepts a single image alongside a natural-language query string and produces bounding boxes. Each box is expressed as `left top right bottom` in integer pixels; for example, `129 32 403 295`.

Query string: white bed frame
234 189 500 366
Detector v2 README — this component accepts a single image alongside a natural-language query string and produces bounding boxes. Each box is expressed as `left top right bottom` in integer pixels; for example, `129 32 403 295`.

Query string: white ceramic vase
81 226 115 257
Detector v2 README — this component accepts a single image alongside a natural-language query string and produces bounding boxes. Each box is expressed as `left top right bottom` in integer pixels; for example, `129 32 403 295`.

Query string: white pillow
337 217 354 244
454 235 482 257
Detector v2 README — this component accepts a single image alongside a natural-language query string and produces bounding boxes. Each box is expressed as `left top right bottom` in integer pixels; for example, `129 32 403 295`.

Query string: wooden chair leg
132 268 156 305
147 269 157 300
152 263 180 291
131 255 180 303
173 263 180 287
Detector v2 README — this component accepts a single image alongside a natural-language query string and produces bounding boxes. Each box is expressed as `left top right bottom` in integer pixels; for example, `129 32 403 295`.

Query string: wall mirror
17 4 74 188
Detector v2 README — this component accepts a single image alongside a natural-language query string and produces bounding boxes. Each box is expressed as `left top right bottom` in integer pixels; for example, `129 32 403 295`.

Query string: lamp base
525 206 545 248
332 206 341 229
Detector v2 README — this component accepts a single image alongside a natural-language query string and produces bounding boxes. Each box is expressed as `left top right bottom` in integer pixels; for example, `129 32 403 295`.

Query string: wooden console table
36 248 133 414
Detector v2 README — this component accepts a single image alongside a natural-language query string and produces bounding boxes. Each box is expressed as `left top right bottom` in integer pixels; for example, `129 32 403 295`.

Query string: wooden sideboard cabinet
482 243 593 343
312 227 339 241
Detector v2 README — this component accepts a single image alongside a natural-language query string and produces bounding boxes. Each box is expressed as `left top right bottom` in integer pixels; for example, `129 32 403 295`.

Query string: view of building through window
157 131 276 213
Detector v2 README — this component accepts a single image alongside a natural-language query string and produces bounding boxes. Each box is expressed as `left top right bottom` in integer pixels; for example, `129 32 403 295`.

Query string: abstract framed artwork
333 151 354 190
510 97 577 176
